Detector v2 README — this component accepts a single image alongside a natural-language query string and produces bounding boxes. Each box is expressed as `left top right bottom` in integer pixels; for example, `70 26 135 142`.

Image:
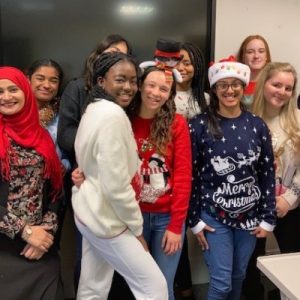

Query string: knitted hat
208 55 250 87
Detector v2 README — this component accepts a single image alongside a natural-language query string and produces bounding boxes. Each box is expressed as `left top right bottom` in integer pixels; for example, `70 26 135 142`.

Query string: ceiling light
119 3 154 16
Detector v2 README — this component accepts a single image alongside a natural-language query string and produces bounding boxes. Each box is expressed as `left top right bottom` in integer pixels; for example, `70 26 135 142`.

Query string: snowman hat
154 38 182 60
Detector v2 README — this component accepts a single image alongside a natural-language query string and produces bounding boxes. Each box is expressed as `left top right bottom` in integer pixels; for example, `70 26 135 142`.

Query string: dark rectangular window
0 0 215 81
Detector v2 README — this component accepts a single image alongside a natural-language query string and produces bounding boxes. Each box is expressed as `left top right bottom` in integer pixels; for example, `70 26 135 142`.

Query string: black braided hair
86 52 139 107
180 42 207 111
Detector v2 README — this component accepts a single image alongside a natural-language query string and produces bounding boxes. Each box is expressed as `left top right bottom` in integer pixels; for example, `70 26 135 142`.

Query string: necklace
39 104 55 128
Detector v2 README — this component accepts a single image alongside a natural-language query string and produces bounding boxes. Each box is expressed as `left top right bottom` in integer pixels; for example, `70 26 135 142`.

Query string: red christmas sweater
244 81 256 95
131 114 192 234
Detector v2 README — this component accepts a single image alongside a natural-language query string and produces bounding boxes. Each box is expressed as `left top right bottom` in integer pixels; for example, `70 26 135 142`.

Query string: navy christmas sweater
188 111 276 232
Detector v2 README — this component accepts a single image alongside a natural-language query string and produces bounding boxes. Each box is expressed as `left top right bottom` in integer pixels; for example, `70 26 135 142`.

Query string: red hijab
0 66 62 196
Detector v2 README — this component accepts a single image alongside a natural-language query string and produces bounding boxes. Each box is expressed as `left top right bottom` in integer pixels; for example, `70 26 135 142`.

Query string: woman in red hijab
0 66 63 300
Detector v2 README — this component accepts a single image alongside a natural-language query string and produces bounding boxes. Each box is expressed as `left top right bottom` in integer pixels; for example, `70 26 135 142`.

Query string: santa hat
208 55 250 87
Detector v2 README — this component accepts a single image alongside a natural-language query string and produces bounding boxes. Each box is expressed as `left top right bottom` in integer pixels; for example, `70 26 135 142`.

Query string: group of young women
0 33 299 300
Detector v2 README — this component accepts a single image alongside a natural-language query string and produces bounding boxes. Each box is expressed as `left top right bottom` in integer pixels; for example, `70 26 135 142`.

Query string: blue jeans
142 212 184 300
201 212 256 300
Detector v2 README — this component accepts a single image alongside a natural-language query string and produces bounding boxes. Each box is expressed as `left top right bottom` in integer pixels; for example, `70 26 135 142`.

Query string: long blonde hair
252 62 300 152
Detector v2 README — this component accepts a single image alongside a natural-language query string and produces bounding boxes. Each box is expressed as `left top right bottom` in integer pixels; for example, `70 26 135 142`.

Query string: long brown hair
128 67 176 156
237 35 271 64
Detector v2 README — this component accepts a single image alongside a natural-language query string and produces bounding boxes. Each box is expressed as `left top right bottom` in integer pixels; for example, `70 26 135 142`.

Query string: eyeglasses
215 82 244 92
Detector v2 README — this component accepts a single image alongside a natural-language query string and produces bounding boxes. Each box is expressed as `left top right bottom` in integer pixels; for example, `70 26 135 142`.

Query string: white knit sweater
72 99 143 238
266 112 300 209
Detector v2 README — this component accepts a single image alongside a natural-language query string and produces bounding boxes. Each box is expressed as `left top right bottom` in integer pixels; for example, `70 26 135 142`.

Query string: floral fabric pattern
0 140 58 239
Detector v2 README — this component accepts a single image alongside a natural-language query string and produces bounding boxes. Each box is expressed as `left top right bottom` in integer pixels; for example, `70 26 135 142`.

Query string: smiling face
215 78 244 117
175 49 194 87
263 71 295 112
0 79 25 116
139 70 172 118
29 66 60 104
243 39 268 72
99 60 138 108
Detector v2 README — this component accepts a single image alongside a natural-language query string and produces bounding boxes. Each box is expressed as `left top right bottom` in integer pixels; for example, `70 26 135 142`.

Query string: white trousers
76 219 168 300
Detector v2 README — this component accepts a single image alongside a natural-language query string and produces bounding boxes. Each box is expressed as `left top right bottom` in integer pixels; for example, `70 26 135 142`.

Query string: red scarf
0 66 62 198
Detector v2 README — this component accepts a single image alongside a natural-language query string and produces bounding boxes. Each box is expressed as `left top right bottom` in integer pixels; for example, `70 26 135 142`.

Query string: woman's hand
276 196 290 218
136 234 149 252
22 224 54 252
72 168 85 188
161 230 182 255
20 244 45 260
195 225 215 251
250 226 269 238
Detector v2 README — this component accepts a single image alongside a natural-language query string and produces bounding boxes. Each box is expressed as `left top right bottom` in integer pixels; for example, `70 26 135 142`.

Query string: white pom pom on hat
208 55 251 87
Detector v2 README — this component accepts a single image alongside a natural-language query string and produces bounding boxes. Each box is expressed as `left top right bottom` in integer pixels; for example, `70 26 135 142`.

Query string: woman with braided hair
174 41 207 300
58 34 132 167
174 41 208 120
72 52 168 300
57 33 132 291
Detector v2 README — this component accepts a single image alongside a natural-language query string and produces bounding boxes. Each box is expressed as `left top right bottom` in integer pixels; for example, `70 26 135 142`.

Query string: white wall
215 0 300 87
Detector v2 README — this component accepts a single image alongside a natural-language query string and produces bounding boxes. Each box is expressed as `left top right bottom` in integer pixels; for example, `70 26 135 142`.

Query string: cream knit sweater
266 112 300 209
72 99 143 238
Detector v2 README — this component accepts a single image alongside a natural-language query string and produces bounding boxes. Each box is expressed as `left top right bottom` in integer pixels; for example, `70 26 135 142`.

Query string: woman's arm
167 115 192 234
57 78 87 166
187 117 205 231
277 163 300 217
187 116 215 250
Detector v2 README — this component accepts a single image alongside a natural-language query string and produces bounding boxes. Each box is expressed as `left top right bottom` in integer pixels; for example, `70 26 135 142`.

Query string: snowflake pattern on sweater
188 111 276 230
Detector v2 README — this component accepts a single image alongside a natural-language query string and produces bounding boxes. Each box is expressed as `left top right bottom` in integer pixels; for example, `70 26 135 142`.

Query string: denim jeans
201 212 256 300
142 212 184 300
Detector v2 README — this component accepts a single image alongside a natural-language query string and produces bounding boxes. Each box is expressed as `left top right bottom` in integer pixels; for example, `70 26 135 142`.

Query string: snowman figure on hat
140 38 183 82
